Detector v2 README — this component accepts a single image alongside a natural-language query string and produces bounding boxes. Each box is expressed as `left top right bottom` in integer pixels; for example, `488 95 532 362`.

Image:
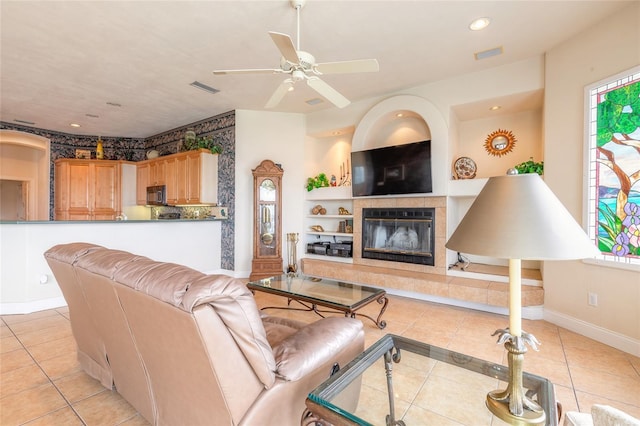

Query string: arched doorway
0 130 50 220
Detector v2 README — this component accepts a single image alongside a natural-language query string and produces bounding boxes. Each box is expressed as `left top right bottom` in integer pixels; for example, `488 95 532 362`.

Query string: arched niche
352 95 448 195
0 130 50 220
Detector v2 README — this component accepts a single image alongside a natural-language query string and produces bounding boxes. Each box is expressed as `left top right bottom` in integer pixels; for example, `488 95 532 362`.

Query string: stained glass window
586 67 640 267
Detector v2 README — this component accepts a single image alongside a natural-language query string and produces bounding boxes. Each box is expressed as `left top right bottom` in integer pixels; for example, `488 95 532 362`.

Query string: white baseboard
0 296 67 315
544 309 640 357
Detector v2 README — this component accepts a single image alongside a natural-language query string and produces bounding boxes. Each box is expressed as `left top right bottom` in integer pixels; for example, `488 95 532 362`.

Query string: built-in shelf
447 262 542 286
448 178 488 197
307 232 353 238
304 253 353 263
306 214 354 219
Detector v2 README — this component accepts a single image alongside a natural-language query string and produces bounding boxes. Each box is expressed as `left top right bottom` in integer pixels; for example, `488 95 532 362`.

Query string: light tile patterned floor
1 293 639 425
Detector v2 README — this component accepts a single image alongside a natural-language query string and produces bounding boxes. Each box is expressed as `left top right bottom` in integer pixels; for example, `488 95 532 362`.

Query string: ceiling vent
14 119 35 125
190 81 220 94
475 46 503 60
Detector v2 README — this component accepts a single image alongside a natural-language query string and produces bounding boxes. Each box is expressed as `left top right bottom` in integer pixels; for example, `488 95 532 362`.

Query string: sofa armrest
273 317 363 381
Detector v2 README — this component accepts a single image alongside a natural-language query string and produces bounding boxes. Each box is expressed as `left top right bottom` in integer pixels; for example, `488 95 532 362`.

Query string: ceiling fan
212 0 379 109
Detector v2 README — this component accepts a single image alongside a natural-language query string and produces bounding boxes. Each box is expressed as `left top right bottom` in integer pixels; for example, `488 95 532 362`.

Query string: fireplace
362 208 435 266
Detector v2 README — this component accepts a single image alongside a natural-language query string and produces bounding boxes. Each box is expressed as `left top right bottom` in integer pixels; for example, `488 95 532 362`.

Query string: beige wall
543 2 640 353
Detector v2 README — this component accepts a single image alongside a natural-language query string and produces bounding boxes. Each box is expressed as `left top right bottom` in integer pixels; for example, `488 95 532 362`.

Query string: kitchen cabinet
54 159 122 220
164 157 177 205
149 160 165 185
136 162 149 205
136 149 217 206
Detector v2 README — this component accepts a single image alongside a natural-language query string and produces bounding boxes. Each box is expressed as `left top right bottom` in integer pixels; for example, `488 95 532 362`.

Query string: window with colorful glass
586 67 640 267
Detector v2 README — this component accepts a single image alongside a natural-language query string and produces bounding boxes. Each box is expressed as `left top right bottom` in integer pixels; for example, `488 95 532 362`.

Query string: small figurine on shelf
330 174 337 186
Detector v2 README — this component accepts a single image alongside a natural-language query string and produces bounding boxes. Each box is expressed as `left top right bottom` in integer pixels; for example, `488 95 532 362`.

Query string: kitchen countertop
0 218 227 224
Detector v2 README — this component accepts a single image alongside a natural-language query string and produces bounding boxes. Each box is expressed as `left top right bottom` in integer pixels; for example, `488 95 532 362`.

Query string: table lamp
446 172 599 425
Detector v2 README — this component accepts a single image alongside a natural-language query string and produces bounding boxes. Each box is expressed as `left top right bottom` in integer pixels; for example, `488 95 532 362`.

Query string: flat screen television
351 140 432 197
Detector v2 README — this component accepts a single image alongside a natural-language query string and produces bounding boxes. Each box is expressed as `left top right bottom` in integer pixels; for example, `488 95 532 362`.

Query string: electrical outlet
588 292 598 307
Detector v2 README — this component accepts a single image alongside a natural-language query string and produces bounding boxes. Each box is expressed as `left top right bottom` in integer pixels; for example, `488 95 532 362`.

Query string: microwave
146 185 167 206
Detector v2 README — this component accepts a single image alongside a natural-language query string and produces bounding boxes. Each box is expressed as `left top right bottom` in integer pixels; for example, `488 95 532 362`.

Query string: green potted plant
306 173 330 191
514 158 543 175
182 134 222 154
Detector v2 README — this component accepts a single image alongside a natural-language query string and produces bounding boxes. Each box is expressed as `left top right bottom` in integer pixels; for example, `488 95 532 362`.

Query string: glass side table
304 334 558 426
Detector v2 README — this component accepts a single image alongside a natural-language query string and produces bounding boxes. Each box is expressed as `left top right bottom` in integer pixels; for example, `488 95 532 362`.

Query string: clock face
453 157 477 179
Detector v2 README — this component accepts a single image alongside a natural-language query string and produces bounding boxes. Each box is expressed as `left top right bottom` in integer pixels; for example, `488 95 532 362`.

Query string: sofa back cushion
73 248 156 422
43 243 113 388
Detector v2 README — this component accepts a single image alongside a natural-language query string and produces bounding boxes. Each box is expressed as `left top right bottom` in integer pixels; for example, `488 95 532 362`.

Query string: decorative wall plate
453 157 477 179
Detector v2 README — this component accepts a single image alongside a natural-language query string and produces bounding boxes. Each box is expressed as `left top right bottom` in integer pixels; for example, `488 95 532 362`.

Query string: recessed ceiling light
489 105 501 111
332 131 342 136
70 123 81 128
396 113 404 118
469 17 491 31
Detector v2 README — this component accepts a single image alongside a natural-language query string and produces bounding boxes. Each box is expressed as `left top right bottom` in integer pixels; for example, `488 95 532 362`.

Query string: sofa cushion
273 316 363 381
262 315 308 348
74 248 148 280
44 242 104 264
114 258 203 307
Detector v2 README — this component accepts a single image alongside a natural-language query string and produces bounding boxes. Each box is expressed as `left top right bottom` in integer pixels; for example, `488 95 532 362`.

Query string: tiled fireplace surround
302 196 544 310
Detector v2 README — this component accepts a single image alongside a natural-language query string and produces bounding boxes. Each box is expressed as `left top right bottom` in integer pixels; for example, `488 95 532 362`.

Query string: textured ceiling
0 1 631 138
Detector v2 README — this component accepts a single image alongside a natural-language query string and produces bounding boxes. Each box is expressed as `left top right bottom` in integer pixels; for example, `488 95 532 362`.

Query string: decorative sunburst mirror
484 129 517 157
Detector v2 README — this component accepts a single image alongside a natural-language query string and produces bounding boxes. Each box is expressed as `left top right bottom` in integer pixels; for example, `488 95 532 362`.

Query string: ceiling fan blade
315 59 380 75
269 31 300 64
213 68 282 75
306 77 350 109
265 79 292 109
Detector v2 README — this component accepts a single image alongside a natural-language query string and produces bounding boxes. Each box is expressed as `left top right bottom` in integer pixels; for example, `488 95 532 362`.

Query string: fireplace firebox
362 208 434 266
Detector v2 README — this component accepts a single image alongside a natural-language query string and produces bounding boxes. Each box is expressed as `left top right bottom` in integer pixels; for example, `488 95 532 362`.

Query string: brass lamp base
486 396 546 426
487 330 546 426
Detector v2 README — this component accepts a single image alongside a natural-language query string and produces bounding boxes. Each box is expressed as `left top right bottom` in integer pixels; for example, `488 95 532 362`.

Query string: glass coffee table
247 274 388 329
304 334 558 426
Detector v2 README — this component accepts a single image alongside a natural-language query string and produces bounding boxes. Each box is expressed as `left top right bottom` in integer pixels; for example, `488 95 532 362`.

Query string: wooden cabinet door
164 157 177 204
54 161 69 219
136 162 149 205
186 152 201 203
176 154 188 204
54 159 120 221
149 160 165 185
67 161 91 218
93 162 119 219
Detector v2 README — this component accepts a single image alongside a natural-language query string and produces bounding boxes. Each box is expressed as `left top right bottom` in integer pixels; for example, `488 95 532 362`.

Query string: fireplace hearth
362 208 434 266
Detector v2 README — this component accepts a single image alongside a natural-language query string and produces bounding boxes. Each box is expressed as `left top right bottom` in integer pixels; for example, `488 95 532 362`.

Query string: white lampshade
446 173 599 260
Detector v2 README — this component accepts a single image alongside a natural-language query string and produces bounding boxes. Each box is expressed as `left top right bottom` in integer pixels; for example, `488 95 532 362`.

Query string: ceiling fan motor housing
280 51 315 73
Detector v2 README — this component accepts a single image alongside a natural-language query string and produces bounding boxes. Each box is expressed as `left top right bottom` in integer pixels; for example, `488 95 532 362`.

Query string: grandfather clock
250 160 284 280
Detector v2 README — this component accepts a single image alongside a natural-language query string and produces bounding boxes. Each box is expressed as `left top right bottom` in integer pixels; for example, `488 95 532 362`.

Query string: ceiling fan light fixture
469 17 491 31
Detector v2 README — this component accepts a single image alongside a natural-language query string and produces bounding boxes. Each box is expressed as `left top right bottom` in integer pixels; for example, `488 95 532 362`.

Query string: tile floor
1 293 639 425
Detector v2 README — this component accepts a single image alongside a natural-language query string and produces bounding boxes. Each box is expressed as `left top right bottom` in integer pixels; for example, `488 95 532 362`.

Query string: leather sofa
44 242 365 425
